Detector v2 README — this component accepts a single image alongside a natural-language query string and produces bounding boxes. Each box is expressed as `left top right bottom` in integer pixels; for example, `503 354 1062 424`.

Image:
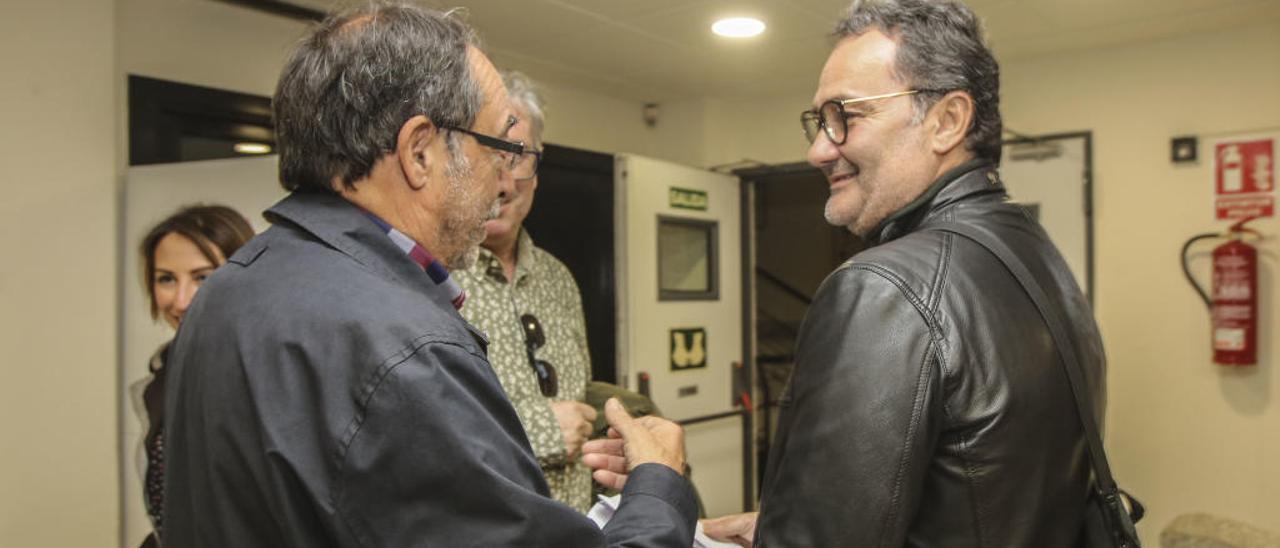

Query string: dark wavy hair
139 204 254 320
273 2 483 192
836 0 1003 163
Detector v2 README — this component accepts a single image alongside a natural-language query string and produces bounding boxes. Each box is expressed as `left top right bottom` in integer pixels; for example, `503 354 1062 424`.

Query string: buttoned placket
488 254 540 396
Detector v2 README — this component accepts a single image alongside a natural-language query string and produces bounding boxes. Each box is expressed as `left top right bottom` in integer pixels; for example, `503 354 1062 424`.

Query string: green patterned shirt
455 229 593 513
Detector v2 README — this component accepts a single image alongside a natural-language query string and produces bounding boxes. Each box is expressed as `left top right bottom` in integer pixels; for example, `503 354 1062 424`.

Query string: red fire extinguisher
1181 217 1262 366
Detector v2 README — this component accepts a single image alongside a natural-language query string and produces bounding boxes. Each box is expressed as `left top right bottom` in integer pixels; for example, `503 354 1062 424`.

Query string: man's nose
495 162 517 199
806 133 840 168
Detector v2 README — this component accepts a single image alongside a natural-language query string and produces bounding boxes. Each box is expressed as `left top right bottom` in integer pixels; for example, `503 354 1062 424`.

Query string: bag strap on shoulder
930 223 1118 493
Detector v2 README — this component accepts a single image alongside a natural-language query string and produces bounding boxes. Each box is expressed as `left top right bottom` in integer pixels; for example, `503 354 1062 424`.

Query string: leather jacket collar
867 158 1006 246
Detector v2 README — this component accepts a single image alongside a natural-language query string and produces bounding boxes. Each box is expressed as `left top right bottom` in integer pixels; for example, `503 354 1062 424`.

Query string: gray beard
438 151 500 270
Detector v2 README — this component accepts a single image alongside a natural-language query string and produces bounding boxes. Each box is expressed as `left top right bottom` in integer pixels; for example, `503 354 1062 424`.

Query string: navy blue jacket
164 190 697 547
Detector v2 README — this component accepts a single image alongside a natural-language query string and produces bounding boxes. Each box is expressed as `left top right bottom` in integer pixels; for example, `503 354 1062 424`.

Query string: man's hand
701 512 759 547
550 400 597 458
581 398 685 489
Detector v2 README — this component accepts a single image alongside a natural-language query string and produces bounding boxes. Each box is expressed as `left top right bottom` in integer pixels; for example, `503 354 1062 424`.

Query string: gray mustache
825 160 860 179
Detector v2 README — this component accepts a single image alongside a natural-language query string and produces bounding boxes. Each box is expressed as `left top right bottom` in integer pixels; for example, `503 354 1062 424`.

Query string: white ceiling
288 0 1280 103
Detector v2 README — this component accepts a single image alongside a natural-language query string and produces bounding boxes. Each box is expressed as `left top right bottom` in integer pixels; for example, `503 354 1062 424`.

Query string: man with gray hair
455 71 599 513
703 0 1109 545
163 3 697 546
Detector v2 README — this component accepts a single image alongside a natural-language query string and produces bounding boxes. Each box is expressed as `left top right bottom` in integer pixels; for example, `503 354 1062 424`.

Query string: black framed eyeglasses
441 126 525 170
513 149 541 181
519 313 558 397
801 89 941 145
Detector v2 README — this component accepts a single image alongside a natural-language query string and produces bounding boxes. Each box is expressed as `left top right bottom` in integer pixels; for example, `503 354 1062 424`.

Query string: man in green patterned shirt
456 71 598 513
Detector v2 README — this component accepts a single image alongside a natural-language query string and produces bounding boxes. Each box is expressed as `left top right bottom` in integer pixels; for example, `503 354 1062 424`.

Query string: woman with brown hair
132 204 254 547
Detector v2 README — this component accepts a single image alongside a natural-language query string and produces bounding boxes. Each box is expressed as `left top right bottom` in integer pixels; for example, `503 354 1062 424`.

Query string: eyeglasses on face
800 89 944 145
519 313 558 397
441 125 526 171
513 149 541 181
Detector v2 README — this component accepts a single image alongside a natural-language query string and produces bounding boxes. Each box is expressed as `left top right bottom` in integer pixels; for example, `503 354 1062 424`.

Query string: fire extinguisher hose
1180 232 1221 310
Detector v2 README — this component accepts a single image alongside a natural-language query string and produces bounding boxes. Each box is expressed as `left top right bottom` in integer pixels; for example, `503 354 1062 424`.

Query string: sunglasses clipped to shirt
520 313 558 397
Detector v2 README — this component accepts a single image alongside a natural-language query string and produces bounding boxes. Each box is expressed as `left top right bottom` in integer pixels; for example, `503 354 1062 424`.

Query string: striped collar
363 213 466 310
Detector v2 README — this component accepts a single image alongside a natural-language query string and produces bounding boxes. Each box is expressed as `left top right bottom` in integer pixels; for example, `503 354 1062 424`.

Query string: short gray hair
273 2 484 192
836 0 1002 163
501 70 546 149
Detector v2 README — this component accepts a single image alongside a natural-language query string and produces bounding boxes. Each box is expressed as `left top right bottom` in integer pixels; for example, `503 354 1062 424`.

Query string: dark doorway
738 163 865 490
525 144 618 384
129 75 275 166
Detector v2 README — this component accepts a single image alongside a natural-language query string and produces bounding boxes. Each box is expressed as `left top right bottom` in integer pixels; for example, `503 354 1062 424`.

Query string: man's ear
929 91 975 155
396 115 439 191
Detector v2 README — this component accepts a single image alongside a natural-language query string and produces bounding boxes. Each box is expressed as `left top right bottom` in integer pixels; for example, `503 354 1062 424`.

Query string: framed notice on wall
1212 135 1275 220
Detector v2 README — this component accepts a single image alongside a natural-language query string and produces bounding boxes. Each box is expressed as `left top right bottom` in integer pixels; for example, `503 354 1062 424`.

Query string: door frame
1002 130 1095 303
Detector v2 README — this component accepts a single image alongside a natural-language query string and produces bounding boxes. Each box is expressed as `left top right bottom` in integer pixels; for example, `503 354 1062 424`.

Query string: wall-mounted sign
1214 138 1274 220
670 327 707 371
669 187 708 211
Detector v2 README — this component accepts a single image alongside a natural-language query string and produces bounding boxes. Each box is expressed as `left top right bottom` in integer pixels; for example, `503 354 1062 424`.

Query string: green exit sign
669 187 708 211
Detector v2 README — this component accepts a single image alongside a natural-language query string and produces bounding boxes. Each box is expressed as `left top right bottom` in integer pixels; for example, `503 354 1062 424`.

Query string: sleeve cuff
619 463 699 523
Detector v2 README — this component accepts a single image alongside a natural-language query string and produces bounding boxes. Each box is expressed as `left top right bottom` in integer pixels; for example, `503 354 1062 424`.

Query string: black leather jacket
757 160 1105 547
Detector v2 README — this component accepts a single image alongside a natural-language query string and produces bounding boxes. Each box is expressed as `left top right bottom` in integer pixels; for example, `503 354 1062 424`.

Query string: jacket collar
264 190 470 317
867 158 1005 246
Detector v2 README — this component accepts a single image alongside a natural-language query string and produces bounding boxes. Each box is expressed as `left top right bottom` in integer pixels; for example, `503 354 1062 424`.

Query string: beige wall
121 0 713 170
0 1 118 546
537 84 710 167
119 0 307 97
1002 21 1280 537
701 94 814 168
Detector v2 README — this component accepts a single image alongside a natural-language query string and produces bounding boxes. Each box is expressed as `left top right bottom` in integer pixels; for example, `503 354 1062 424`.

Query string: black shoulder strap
932 222 1118 495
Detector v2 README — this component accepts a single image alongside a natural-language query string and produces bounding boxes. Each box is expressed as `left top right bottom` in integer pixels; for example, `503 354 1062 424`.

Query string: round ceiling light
233 142 273 155
712 17 765 38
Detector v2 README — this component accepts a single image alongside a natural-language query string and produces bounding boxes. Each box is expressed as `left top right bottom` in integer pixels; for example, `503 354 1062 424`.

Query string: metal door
614 154 746 516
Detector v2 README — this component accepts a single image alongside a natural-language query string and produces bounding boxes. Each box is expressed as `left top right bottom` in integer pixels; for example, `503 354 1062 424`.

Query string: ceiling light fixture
712 17 765 38
233 142 273 155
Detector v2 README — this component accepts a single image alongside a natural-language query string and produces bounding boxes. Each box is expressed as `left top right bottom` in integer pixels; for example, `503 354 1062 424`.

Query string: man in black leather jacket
704 1 1106 546
163 3 697 546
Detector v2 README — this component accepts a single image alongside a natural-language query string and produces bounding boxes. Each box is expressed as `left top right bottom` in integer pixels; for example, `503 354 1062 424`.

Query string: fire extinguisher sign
1214 138 1275 220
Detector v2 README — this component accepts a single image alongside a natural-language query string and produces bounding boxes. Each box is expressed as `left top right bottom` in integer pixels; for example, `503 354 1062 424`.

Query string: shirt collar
515 229 537 272
478 228 537 284
363 212 467 310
